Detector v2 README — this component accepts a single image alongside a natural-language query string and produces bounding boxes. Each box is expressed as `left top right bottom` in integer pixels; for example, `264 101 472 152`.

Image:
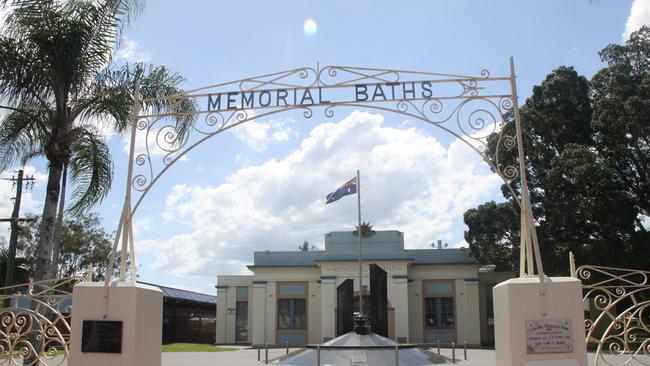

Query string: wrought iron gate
0 277 82 366
573 259 650 366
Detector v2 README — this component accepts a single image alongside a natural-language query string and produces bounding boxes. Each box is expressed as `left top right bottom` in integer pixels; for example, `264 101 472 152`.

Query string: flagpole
357 169 363 315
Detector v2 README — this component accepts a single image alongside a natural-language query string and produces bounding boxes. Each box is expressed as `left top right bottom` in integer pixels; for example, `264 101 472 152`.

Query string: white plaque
526 318 573 354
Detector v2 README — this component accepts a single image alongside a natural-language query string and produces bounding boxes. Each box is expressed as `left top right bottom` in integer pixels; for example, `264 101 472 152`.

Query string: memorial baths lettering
206 81 435 111
525 318 573 354
323 264 405 274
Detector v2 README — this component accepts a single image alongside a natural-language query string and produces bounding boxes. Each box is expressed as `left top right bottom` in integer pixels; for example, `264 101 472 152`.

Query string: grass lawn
162 343 238 352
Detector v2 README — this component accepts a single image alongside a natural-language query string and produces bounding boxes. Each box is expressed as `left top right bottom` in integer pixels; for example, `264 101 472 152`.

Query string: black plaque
81 320 123 353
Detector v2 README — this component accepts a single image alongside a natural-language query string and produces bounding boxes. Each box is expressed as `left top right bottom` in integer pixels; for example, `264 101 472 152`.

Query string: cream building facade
216 230 499 346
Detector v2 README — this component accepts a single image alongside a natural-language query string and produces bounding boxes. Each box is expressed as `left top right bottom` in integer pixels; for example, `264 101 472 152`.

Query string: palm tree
0 0 195 282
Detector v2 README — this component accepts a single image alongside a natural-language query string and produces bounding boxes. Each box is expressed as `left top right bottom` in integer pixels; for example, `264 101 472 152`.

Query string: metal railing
0 277 83 366
571 255 650 366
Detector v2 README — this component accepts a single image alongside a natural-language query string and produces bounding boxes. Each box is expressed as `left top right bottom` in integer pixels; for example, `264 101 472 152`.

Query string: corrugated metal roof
139 282 216 304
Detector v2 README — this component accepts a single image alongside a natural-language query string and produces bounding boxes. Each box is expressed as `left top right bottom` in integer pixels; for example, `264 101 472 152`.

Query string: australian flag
326 177 357 204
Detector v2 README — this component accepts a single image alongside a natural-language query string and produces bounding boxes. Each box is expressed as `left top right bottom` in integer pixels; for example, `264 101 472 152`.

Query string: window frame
276 281 308 345
421 279 457 343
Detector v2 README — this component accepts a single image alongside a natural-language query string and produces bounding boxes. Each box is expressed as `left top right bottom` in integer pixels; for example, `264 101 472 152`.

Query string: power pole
1 170 35 291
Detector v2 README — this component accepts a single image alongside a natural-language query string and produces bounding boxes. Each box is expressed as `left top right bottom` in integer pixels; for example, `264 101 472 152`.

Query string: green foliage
464 26 650 275
299 240 309 251
0 0 196 281
464 201 519 271
353 222 375 238
10 213 119 281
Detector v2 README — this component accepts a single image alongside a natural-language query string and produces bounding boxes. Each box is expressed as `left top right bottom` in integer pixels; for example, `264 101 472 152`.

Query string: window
236 287 248 301
278 299 306 329
423 280 455 330
425 297 455 328
276 282 307 337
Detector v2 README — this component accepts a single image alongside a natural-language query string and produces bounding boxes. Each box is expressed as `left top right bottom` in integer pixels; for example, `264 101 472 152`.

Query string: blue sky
0 0 647 294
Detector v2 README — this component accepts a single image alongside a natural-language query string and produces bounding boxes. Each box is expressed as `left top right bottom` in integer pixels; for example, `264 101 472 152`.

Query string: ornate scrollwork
0 277 83 365
130 65 523 214
576 265 650 365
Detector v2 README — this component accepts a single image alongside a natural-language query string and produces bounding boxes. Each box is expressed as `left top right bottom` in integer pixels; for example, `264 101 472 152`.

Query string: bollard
394 344 399 366
452 341 456 364
437 340 440 355
286 341 289 354
257 343 260 361
265 342 268 364
316 344 321 366
463 340 467 360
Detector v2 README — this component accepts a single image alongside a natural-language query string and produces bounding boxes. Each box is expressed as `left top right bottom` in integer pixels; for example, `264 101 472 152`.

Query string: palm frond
67 127 113 216
0 108 47 170
73 62 197 139
0 37 52 110
134 63 197 142
67 0 144 81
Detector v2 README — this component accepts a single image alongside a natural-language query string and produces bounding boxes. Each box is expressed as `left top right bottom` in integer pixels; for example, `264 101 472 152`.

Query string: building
139 282 217 344
216 230 509 346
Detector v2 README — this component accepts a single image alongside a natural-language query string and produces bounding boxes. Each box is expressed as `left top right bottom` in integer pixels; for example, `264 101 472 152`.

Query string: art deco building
216 230 511 346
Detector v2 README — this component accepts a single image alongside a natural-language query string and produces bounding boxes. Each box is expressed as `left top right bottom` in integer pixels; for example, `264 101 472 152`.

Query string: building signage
322 263 406 275
206 81 437 112
81 320 123 353
525 318 573 354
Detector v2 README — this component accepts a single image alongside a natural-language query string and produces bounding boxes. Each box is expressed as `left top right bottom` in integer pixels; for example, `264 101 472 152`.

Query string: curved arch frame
104 60 547 311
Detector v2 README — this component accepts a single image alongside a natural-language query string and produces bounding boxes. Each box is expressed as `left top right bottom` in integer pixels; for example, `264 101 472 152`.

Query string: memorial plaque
525 318 572 354
81 320 123 353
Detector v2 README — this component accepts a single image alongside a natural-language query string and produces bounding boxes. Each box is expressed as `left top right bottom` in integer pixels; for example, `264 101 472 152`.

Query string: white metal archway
106 59 547 314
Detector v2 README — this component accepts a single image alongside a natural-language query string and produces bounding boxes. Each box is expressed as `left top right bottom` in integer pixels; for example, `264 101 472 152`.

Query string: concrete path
39 347 650 365
160 347 650 366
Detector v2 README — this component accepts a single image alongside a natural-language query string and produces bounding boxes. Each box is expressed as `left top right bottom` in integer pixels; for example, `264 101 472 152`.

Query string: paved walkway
42 347 650 365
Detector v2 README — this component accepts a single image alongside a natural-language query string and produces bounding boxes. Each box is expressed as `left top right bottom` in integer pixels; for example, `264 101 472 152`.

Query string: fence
0 277 83 366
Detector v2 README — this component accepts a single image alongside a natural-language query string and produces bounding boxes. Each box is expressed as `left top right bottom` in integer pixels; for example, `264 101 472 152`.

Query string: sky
1 0 648 295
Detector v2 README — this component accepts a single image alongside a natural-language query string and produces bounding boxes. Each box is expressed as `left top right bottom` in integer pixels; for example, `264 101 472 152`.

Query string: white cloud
624 0 650 41
136 111 502 277
233 120 269 151
233 118 295 151
114 39 151 64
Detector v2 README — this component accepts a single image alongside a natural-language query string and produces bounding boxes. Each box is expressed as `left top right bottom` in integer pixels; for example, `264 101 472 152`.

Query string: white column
307 281 321 344
463 279 481 345
225 287 236 344
215 286 228 344
251 281 267 344
320 277 336 342
392 275 409 343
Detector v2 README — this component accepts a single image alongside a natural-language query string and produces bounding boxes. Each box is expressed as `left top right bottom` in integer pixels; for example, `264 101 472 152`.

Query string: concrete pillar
307 281 321 344
68 282 162 366
225 287 236 344
391 275 409 343
251 281 267 344
494 277 588 366
463 279 481 345
320 277 336 342
215 286 228 344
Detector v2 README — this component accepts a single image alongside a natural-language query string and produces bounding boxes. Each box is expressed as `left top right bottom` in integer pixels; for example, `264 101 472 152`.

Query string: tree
299 240 309 251
464 201 520 271
463 27 650 275
353 222 375 238
0 0 195 282
8 213 120 281
0 237 30 287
